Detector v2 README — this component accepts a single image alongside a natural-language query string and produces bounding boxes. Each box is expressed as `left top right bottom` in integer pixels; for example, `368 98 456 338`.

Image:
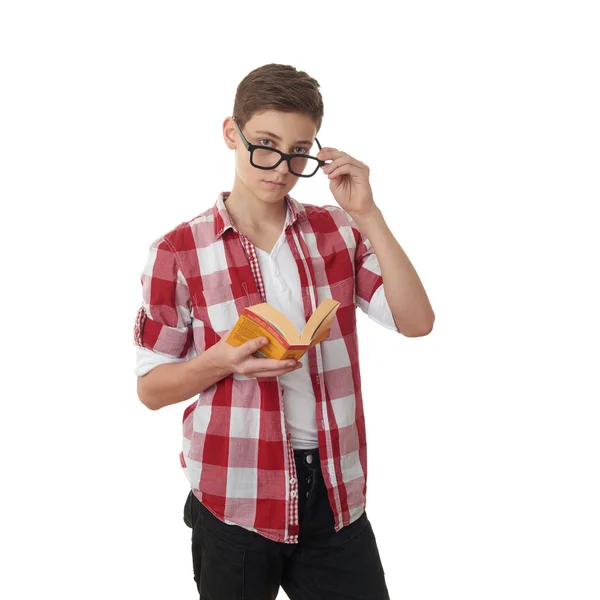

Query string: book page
300 298 340 344
308 310 337 345
247 303 301 344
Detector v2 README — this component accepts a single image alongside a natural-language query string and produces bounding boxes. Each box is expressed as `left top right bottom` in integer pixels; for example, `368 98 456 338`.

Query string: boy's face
224 110 319 202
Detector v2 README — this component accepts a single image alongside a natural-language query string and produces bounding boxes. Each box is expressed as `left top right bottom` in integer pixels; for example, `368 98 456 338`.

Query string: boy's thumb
242 336 268 355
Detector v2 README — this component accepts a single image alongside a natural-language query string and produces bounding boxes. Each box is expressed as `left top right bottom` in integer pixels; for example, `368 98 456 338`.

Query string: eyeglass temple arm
315 138 326 166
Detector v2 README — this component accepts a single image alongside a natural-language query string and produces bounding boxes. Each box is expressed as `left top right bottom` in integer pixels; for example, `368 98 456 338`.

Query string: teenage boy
134 63 434 600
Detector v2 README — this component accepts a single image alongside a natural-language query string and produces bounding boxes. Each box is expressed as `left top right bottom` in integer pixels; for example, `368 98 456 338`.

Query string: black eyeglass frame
232 116 326 178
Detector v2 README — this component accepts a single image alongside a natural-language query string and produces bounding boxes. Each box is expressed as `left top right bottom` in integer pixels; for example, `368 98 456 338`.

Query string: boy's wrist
193 344 233 379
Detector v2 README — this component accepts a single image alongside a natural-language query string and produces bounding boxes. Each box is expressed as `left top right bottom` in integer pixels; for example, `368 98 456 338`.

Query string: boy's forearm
137 345 232 410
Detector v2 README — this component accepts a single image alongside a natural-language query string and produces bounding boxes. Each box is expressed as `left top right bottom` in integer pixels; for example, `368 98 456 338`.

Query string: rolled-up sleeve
134 345 195 377
344 212 400 332
367 283 399 332
133 237 194 372
345 214 381 307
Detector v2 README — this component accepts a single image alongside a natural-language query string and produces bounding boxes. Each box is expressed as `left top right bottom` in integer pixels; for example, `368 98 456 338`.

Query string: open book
225 298 340 360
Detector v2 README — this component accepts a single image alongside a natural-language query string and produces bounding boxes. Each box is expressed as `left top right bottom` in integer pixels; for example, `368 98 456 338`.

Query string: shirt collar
213 191 307 239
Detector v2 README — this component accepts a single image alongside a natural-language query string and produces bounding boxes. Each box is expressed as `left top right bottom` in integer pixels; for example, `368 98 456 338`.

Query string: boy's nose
274 159 290 175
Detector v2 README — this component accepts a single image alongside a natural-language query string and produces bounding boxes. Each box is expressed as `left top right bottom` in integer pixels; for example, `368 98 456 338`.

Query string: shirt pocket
197 283 263 336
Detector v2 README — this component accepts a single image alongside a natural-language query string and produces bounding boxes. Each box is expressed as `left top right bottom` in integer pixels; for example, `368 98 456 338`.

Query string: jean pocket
183 490 193 528
184 489 201 529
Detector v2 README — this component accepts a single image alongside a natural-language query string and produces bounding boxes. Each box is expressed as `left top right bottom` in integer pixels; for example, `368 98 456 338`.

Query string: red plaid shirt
134 191 398 543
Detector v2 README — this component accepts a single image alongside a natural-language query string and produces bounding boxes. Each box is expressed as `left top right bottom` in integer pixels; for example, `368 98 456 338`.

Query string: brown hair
232 63 324 133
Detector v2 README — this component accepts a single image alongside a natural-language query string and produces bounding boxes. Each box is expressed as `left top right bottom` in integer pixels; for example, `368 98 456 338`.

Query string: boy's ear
223 116 237 150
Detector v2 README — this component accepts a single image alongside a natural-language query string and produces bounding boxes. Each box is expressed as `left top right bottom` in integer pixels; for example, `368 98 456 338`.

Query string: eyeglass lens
251 148 320 176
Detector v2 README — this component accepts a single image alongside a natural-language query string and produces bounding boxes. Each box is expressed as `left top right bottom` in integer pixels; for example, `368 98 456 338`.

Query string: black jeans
183 447 390 599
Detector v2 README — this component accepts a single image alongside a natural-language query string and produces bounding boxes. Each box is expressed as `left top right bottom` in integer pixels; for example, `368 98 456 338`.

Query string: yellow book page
247 303 300 344
300 299 340 344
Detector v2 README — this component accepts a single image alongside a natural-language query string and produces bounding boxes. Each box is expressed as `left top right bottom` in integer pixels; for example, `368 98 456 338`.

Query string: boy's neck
224 188 287 233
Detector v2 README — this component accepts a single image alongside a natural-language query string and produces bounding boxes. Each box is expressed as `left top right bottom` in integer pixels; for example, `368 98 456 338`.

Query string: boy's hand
214 330 302 379
317 147 378 218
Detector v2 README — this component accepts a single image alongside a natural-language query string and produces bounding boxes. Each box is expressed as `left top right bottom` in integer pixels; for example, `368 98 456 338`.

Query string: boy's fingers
254 358 297 370
236 337 301 369
257 358 296 371
251 364 302 378
242 354 300 370
253 371 289 378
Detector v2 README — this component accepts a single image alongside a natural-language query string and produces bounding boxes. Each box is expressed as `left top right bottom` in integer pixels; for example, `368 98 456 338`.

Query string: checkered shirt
134 191 397 543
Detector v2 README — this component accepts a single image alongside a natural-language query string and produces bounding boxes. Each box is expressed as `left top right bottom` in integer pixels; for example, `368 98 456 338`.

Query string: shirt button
290 478 297 485
306 454 313 464
291 490 297 498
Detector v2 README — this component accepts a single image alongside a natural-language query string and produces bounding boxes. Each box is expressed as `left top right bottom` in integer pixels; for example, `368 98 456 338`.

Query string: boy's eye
259 139 310 155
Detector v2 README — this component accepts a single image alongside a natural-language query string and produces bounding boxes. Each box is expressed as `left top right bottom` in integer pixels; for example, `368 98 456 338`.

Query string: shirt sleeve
133 236 194 373
367 283 399 332
134 345 197 377
345 212 387 313
343 211 401 332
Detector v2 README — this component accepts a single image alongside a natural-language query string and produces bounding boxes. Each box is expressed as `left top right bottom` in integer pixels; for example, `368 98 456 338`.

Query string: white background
1 1 599 598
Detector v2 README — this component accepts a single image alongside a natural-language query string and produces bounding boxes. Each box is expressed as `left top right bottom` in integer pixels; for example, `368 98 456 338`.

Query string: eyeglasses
232 116 326 178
